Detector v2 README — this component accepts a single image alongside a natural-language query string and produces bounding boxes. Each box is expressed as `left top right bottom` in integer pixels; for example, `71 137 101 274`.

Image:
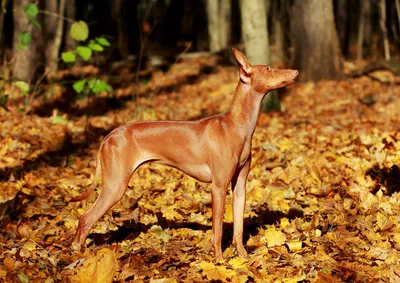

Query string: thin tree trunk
0 0 8 57
219 0 231 50
379 0 390 61
391 3 399 43
357 1 365 60
113 0 129 59
335 0 350 58
272 0 284 64
207 0 221 52
64 0 76 51
47 0 66 76
396 0 400 36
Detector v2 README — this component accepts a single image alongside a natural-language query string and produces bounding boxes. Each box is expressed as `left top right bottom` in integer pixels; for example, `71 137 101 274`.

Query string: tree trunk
12 0 44 82
219 0 231 50
392 2 400 44
396 0 400 37
271 0 285 65
379 0 390 61
357 1 367 60
240 0 279 112
0 0 8 58
292 0 343 81
207 0 220 52
160 0 184 47
45 0 66 76
207 0 231 52
334 0 350 58
192 0 208 51
239 0 269 65
64 0 76 51
112 0 129 59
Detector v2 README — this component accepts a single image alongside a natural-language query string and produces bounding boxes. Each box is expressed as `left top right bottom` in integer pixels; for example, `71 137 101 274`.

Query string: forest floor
1 56 400 282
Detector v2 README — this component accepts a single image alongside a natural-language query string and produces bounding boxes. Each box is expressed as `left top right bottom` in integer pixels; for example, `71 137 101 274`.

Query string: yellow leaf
23 242 37 251
376 212 391 231
392 233 400 244
280 217 289 228
0 270 7 278
64 219 77 229
224 204 233 223
286 240 303 252
150 225 171 243
150 278 178 283
69 248 117 283
325 232 336 241
283 276 306 283
262 227 287 247
232 274 250 283
199 261 236 282
161 205 183 221
269 189 290 213
228 257 247 269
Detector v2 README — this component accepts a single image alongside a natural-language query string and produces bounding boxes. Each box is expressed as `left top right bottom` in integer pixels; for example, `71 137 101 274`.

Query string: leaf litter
0 57 400 282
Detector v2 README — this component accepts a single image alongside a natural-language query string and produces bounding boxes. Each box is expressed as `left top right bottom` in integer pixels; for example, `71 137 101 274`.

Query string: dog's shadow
90 204 304 253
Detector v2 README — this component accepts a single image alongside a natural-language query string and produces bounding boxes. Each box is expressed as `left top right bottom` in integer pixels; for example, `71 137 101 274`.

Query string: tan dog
71 48 298 260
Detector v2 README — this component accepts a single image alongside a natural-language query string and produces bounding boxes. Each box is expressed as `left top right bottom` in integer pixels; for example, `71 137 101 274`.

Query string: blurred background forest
1 0 400 87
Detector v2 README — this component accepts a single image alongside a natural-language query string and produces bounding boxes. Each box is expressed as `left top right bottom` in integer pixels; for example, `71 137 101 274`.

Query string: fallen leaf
69 248 117 283
199 261 236 282
262 227 287 247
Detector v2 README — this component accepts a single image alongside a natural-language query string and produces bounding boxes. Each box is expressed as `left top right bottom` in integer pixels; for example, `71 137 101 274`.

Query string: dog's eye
265 66 270 71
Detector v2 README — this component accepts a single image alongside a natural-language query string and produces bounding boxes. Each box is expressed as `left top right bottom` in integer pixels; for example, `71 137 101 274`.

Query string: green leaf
70 21 89 41
18 32 31 47
61 51 76 63
24 3 38 18
88 79 112 93
29 18 41 29
96 37 110 47
73 80 87 93
51 116 68 124
0 94 8 107
77 46 92 61
88 42 104 52
14 81 29 93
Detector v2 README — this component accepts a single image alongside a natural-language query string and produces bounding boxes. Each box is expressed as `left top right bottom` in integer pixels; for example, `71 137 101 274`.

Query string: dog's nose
293 70 299 75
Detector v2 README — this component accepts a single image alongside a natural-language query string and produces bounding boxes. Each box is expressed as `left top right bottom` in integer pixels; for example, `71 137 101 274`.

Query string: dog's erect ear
232 48 251 84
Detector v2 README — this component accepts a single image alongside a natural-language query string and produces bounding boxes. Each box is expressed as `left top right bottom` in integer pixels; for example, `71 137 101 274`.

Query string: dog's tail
70 151 101 202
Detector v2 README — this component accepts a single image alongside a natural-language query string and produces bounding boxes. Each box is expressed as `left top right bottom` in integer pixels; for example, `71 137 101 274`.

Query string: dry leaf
69 248 117 283
199 261 236 282
262 227 287 247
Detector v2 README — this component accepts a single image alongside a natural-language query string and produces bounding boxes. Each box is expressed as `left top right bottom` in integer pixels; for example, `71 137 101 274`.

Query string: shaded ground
1 56 400 282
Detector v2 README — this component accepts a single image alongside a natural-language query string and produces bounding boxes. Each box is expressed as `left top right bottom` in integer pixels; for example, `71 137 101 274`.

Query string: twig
39 9 74 23
357 1 365 60
172 41 193 65
48 0 66 76
135 2 155 102
28 64 49 110
153 42 193 95
379 0 390 61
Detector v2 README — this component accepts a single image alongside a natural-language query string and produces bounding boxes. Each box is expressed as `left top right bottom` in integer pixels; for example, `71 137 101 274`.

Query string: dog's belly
156 160 212 183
